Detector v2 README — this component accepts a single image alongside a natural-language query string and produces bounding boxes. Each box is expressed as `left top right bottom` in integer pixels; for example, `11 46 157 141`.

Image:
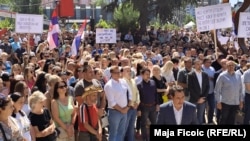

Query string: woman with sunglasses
10 92 32 141
0 93 25 141
51 81 77 141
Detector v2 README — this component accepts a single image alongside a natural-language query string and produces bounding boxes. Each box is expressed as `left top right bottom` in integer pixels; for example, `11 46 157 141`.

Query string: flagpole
213 29 218 60
27 33 30 58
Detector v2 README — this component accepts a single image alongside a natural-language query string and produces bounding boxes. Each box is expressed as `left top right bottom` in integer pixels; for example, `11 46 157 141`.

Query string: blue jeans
125 108 137 141
196 102 206 124
140 105 157 141
108 109 127 141
244 94 250 124
207 93 215 123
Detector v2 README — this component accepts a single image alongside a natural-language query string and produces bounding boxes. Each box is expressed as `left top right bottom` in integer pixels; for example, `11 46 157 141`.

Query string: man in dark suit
156 85 199 125
187 59 210 124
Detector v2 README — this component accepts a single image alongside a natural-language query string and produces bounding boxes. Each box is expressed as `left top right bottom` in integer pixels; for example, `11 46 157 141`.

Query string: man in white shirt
104 66 132 141
121 66 140 141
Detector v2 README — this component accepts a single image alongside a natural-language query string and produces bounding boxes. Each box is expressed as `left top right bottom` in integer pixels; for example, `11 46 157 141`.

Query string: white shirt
173 103 183 125
135 76 143 85
15 111 32 141
103 67 111 81
194 70 202 89
104 78 130 109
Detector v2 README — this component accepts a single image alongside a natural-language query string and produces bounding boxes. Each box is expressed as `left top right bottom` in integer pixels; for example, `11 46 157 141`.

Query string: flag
71 19 87 56
47 9 60 50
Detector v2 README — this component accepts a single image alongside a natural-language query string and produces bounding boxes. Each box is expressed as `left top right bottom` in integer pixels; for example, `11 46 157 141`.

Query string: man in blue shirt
137 68 159 141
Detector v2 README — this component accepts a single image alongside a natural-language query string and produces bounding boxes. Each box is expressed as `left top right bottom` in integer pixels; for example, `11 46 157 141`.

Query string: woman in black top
151 65 169 104
28 91 57 141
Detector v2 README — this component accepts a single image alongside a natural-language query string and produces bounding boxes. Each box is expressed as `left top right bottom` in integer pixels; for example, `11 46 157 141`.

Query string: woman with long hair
33 72 47 93
161 60 175 83
44 74 61 113
151 65 170 104
23 66 36 90
43 59 55 74
51 81 76 141
10 92 32 141
14 81 31 116
0 93 25 141
11 64 22 78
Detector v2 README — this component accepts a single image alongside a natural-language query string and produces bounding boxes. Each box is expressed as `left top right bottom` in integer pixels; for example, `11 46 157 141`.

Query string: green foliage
105 0 197 32
163 23 179 30
93 0 108 6
9 0 42 14
149 15 163 29
183 14 195 25
95 19 114 28
113 2 140 33
0 18 13 29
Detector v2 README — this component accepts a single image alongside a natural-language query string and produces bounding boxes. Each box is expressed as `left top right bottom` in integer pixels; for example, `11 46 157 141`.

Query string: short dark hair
169 85 184 97
171 58 179 64
110 66 119 73
141 68 150 75
203 56 212 64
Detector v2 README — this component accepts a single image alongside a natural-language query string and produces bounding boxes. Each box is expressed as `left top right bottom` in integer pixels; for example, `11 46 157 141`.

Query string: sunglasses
58 85 67 89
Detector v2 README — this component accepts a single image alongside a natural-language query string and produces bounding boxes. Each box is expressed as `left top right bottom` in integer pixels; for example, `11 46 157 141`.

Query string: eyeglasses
58 85 67 89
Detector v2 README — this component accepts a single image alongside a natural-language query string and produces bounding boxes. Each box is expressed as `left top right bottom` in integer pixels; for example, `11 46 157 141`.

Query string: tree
113 2 140 33
9 0 42 14
104 0 197 32
183 14 195 25
92 0 108 7
0 18 13 29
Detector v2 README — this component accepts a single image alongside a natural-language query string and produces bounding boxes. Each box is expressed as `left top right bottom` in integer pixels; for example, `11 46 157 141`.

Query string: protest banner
195 3 232 59
238 12 250 38
96 28 116 43
195 3 232 32
15 14 43 34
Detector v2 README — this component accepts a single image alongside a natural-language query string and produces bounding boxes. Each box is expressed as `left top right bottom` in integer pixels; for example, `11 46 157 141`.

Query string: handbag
56 98 72 139
0 123 10 141
235 110 244 125
101 113 109 128
56 126 69 139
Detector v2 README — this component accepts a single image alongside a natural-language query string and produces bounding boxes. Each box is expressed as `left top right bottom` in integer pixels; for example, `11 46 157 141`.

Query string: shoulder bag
0 123 10 141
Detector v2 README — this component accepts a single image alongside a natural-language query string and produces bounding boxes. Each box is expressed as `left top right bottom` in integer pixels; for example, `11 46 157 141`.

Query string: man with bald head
214 60 244 125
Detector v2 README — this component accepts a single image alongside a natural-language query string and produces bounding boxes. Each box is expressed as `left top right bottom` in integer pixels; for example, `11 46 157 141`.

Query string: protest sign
195 3 232 32
238 12 250 38
96 28 116 43
15 14 43 33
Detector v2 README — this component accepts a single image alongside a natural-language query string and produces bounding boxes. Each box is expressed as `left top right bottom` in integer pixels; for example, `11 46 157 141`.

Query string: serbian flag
47 9 60 50
71 19 87 56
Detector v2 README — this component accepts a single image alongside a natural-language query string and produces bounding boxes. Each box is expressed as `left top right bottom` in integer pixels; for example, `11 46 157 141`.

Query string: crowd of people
0 24 249 141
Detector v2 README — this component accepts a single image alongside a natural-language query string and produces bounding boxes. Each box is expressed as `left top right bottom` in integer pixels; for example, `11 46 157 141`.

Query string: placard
238 12 250 38
195 3 232 32
96 28 116 43
15 14 43 33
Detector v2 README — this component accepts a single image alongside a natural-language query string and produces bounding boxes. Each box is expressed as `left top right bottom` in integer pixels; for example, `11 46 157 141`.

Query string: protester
0 93 26 141
10 92 32 141
28 91 57 141
156 85 199 125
